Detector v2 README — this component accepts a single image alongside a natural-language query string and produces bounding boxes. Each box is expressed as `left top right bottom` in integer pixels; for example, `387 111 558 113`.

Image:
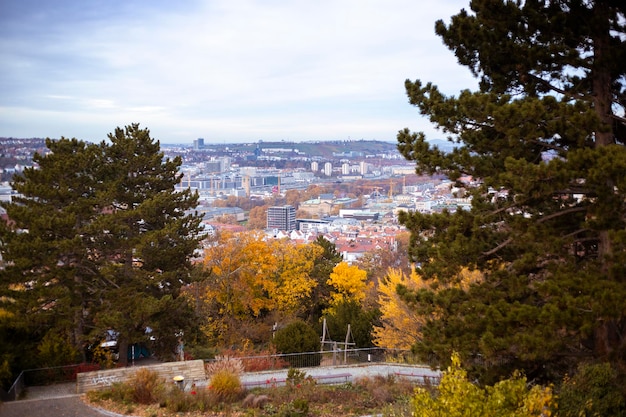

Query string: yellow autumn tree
327 262 368 307
372 268 426 350
199 231 325 346
269 240 323 314
373 267 482 350
203 231 276 317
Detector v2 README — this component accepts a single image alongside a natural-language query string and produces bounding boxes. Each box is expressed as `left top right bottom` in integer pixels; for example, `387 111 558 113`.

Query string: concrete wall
76 359 206 394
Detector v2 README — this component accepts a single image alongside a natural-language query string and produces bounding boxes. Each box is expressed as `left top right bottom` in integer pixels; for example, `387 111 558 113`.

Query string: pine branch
526 72 586 102
482 238 513 257
537 206 587 224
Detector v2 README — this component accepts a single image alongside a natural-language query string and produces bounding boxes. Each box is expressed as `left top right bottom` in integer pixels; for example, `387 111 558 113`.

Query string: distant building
339 209 379 221
298 198 333 217
323 162 333 176
193 138 204 150
267 205 296 231
296 218 330 233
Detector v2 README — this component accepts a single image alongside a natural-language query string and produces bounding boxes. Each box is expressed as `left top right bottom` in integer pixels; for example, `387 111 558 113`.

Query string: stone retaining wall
76 359 206 394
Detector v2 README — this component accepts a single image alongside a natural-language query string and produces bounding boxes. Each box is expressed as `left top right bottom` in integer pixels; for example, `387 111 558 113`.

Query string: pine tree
396 0 626 383
90 124 202 364
0 124 202 367
0 138 103 366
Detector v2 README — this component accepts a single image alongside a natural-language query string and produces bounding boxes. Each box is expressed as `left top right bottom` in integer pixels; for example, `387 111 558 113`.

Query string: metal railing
2 348 422 401
0 370 25 402
205 347 420 372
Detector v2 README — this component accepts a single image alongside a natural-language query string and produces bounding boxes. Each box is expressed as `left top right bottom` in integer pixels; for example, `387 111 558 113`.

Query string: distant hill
192 139 455 159
427 139 457 153
204 140 399 159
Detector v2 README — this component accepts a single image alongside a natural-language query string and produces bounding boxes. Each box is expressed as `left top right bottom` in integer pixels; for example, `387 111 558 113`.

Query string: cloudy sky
0 0 476 144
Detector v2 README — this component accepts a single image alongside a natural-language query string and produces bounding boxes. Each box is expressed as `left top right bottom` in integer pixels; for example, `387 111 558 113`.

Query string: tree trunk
117 339 129 366
74 307 87 363
591 1 614 270
594 318 626 362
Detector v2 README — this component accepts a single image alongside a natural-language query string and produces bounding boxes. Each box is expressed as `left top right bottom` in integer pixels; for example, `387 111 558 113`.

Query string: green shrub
36 331 80 367
558 362 625 417
411 353 555 416
92 380 134 404
209 369 243 403
273 321 321 367
324 299 380 348
277 398 309 417
286 368 309 386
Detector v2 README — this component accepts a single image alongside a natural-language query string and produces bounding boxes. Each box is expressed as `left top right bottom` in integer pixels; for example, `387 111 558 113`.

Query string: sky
0 0 477 145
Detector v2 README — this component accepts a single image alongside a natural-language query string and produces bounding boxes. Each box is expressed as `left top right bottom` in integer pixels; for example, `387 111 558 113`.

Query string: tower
242 175 251 197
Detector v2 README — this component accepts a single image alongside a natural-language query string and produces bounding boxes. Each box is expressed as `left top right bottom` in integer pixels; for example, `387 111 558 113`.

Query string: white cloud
0 0 475 143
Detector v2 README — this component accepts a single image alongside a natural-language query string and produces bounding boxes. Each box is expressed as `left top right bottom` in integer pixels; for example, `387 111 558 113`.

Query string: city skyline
1 0 476 144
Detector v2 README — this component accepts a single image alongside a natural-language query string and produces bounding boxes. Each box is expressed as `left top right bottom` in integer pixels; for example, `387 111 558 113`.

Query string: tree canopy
0 124 202 372
397 0 626 383
197 231 326 346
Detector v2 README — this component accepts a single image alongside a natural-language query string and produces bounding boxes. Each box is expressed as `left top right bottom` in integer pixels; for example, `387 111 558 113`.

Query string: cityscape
0 137 467 266
1 0 624 414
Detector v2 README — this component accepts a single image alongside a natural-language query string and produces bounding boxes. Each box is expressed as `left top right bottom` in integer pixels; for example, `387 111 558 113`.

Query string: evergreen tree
324 299 380 348
396 0 626 383
0 124 202 369
0 138 103 368
91 124 202 364
305 236 342 323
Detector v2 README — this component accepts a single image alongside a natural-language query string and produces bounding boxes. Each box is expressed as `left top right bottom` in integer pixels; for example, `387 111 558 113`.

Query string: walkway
0 396 114 417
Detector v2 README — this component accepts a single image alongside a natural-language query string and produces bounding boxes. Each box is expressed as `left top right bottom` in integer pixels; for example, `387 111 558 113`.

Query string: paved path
0 383 120 417
0 396 117 417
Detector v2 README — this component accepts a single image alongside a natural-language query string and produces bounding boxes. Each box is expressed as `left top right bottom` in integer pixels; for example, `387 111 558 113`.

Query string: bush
286 368 309 386
129 368 165 405
215 345 288 372
273 321 321 367
277 398 309 417
205 355 244 376
411 353 555 416
354 375 411 404
558 362 625 417
36 331 80 367
209 369 243 403
186 345 216 361
87 380 134 404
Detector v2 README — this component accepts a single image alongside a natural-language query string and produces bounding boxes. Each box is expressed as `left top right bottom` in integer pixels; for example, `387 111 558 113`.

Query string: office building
267 205 296 231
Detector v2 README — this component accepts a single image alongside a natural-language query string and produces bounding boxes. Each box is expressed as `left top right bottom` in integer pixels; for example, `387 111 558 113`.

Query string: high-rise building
267 205 296 231
360 161 369 175
323 162 333 176
193 138 204 150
